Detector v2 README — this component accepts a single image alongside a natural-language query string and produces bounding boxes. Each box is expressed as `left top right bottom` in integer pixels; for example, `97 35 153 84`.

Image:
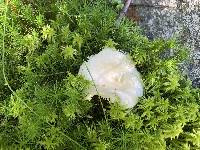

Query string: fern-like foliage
0 0 199 149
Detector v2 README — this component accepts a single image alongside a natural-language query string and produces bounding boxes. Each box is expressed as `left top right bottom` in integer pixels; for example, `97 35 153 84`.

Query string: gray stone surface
128 0 200 87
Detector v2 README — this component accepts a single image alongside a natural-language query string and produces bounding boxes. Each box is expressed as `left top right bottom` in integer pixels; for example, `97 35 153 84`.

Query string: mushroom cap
79 47 143 108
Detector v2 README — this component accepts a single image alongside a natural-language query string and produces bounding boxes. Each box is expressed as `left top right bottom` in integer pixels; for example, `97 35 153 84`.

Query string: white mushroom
79 47 143 108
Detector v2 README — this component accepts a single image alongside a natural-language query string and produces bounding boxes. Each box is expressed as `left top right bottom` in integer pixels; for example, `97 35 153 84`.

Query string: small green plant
0 0 199 149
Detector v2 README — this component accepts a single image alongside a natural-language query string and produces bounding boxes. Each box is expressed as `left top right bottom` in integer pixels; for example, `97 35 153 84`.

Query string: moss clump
0 0 199 149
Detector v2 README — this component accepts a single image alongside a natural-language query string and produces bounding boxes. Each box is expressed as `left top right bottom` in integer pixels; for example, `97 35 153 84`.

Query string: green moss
0 0 199 149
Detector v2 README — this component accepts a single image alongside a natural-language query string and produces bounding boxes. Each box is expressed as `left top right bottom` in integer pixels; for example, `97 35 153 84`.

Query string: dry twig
116 0 132 26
